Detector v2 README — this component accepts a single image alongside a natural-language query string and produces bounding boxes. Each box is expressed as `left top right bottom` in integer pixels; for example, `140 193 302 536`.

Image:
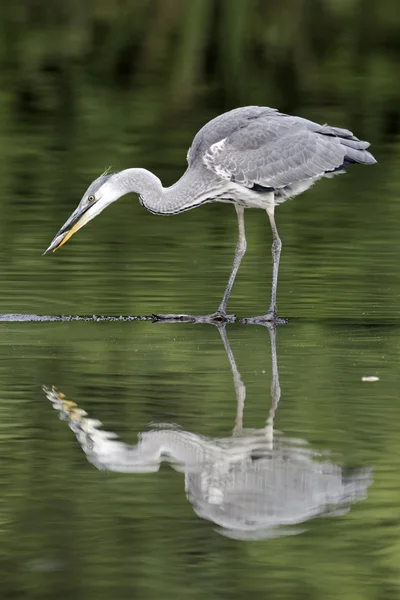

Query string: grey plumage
85 173 113 196
190 106 376 198
45 105 376 320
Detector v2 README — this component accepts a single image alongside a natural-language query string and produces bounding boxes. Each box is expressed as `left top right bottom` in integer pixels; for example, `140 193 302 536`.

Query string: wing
202 112 375 189
187 106 279 166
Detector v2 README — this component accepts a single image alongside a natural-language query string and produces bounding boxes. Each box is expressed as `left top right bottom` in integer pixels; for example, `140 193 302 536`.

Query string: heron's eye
88 195 95 202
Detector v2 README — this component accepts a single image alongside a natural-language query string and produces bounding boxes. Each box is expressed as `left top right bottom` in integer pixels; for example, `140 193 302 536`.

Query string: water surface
0 17 399 598
1 317 399 599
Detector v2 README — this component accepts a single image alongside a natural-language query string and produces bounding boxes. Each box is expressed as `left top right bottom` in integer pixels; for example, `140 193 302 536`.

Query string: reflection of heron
44 324 371 540
44 106 376 322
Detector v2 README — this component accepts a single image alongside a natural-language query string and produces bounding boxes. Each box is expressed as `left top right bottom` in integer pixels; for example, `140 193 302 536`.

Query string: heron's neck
108 167 218 215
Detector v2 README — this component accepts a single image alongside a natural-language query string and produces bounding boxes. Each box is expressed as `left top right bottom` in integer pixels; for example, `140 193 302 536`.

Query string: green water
1 1 400 598
1 320 399 600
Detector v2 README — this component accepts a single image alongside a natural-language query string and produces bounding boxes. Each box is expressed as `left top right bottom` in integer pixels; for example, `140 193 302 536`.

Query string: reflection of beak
43 204 93 255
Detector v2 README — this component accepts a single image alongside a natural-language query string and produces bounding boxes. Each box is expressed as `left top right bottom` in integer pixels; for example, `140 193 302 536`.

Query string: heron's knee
272 237 282 256
237 238 247 255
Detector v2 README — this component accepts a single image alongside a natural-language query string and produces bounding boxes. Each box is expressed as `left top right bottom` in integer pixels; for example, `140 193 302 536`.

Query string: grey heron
44 106 376 321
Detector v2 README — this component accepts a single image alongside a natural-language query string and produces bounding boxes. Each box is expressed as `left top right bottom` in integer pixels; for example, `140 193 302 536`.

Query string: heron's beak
43 203 94 255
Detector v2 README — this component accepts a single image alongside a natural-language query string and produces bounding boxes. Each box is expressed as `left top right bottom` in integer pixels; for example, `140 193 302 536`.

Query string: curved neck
105 167 220 215
106 168 163 211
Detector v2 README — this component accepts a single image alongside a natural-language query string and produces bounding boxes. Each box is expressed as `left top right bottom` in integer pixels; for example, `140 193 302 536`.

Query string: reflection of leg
218 325 246 436
265 323 281 449
218 205 247 315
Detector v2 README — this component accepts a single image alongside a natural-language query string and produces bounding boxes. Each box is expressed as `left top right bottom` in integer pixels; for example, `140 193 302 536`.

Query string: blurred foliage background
0 3 400 598
0 0 399 133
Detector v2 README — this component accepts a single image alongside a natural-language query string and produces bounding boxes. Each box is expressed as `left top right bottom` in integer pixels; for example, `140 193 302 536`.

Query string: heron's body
45 106 376 320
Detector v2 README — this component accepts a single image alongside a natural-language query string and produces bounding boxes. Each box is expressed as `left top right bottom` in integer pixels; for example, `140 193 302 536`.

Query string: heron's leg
217 205 247 315
266 205 282 317
155 206 245 324
239 206 287 325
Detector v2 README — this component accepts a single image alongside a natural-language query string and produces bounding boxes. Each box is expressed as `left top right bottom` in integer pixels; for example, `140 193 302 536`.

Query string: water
1 8 400 597
2 146 399 599
1 318 398 599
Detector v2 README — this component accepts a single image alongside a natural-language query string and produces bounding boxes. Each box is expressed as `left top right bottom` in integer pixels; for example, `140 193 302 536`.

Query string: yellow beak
44 205 93 255
51 220 82 252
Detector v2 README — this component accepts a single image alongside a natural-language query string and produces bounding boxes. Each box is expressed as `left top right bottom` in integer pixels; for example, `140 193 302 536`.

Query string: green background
0 1 399 599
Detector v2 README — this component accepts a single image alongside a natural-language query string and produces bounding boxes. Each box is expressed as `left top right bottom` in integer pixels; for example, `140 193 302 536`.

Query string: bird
44 106 376 321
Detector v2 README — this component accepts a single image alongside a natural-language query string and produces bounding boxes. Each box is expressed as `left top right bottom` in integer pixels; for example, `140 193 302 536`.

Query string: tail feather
318 124 377 165
320 124 357 139
339 137 371 150
343 146 377 165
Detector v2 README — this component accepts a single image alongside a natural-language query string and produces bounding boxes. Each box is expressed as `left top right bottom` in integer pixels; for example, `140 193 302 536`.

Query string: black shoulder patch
328 159 354 174
251 183 275 193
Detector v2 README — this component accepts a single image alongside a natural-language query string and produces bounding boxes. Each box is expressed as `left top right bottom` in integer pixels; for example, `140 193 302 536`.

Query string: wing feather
204 117 347 189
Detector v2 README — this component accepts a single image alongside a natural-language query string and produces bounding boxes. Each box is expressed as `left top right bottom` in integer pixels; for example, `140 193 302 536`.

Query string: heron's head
44 171 118 254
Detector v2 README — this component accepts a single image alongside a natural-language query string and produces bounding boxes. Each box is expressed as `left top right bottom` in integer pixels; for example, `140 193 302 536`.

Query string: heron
44 106 376 321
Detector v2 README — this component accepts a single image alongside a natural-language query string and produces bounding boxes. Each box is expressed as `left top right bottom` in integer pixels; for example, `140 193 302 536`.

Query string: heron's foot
240 312 288 325
152 312 236 325
205 311 236 324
